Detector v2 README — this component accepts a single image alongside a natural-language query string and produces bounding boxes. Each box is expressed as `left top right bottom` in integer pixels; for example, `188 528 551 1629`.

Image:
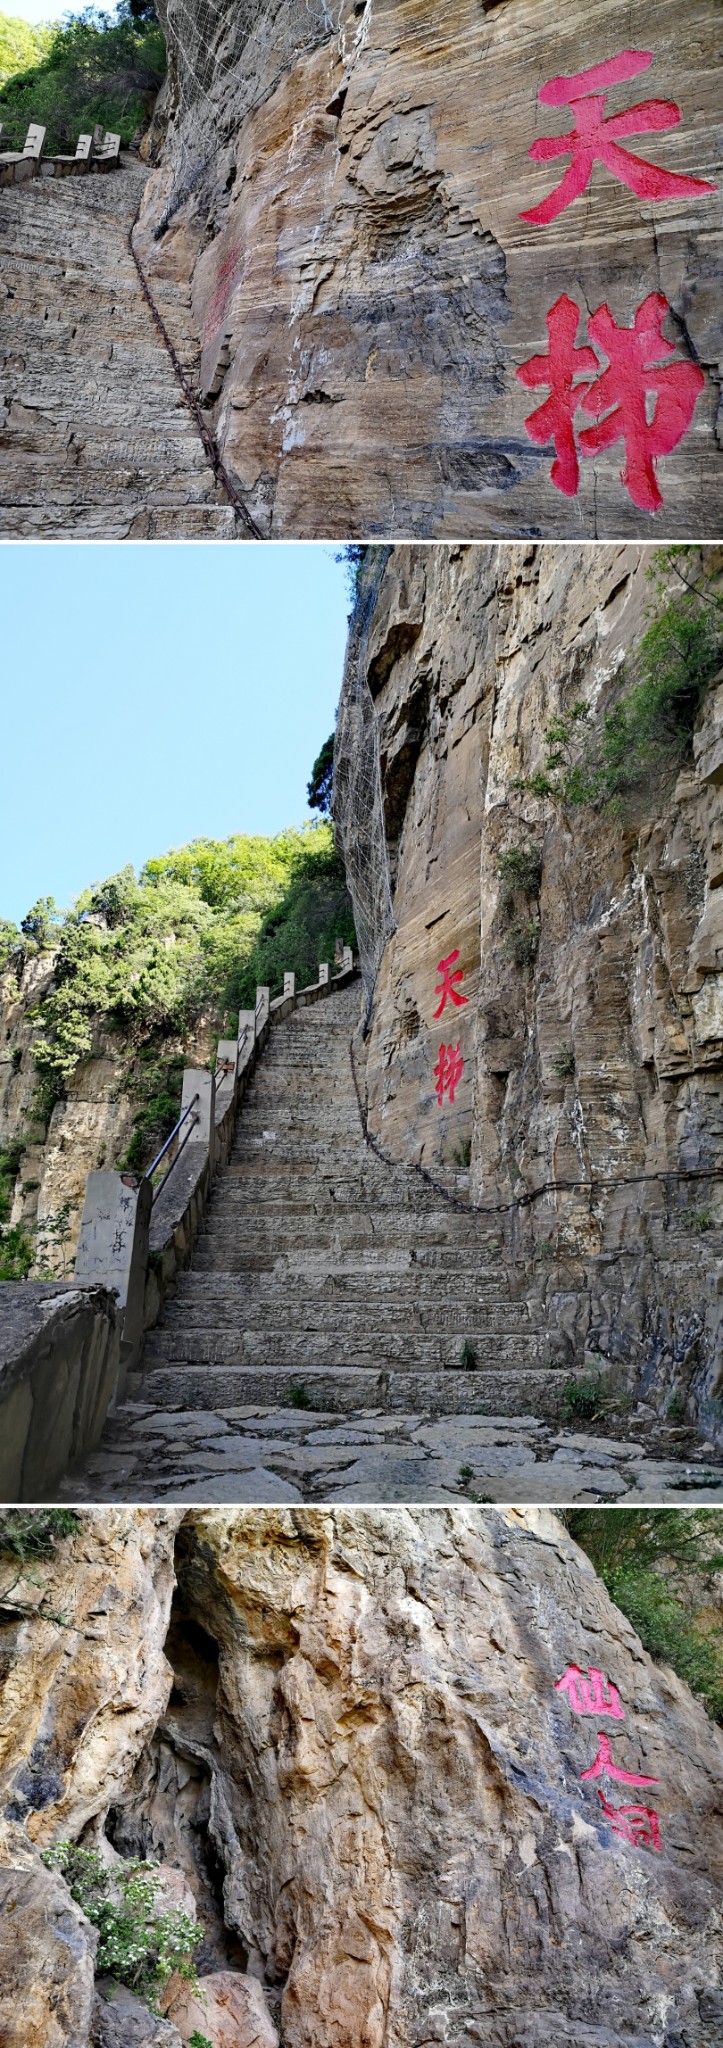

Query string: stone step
142 1328 550 1368
136 1362 574 1417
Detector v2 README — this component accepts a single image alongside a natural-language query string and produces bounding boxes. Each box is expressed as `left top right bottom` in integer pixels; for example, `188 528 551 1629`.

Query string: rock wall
0 1507 721 2047
134 0 723 537
337 542 723 1426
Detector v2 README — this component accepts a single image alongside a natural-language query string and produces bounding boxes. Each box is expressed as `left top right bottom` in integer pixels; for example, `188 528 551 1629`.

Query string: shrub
307 735 335 816
0 3 166 154
0 1509 80 1559
452 1138 472 1170
562 1374 601 1422
503 918 539 968
551 1044 575 1079
564 1509 723 1723
459 1341 477 1371
497 844 542 905
41 1844 201 2006
682 1207 715 1234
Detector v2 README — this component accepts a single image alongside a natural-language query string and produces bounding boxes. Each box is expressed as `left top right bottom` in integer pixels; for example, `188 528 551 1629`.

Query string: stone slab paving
57 1402 723 1506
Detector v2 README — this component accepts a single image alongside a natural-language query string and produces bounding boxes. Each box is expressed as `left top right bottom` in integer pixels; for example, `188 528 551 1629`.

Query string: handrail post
319 962 330 986
181 1068 216 1175
75 1172 152 1402
255 986 270 1036
283 972 296 1000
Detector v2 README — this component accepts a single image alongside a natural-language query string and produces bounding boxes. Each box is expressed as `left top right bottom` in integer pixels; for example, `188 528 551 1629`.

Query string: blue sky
0 544 351 926
5 1 107 22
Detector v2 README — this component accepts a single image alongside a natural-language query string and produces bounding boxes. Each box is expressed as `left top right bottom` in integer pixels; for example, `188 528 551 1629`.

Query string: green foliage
503 917 539 968
0 919 20 972
497 844 542 905
515 563 722 815
0 1509 80 1560
20 897 60 954
0 1140 33 1279
189 2037 213 2048
459 1340 477 1371
20 827 355 1111
682 1207 715 1234
0 11 52 89
551 1044 575 1079
564 1510 723 1723
0 3 165 154
289 1384 314 1410
562 1372 602 1422
307 734 335 816
123 1054 185 1173
41 1844 201 2005
452 1137 472 1170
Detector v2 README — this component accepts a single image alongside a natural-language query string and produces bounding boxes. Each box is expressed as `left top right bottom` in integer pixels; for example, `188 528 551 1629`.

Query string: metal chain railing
349 1034 723 1224
127 208 262 538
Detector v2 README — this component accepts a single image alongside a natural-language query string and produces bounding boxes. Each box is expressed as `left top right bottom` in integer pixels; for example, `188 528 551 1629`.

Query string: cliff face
134 0 723 537
0 1507 721 2048
336 543 723 1427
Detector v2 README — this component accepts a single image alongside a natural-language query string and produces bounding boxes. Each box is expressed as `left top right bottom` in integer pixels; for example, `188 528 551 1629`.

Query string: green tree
564 1509 723 1723
0 11 52 89
0 4 166 153
307 734 335 816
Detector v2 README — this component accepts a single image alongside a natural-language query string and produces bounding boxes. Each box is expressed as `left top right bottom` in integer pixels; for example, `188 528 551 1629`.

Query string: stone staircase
0 164 235 537
60 982 723 1505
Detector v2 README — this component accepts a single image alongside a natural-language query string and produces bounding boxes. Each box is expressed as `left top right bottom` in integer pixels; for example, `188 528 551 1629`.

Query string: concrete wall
0 1283 120 1501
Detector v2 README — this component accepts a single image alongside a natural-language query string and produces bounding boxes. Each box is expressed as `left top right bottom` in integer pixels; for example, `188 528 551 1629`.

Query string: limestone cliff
131 0 723 538
335 542 723 1430
0 1506 721 2047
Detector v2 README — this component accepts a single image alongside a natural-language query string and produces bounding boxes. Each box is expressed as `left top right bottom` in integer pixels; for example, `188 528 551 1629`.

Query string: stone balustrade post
342 946 354 972
23 124 46 159
215 1039 238 1095
256 987 270 1035
284 972 296 999
75 1172 152 1400
319 962 330 986
182 1068 215 1175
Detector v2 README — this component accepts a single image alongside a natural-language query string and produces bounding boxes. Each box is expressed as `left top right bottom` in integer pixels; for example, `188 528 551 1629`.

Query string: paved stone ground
0 160 235 536
60 984 723 1505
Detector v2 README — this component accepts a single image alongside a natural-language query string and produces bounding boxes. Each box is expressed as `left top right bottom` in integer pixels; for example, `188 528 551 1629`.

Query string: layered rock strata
0 1506 721 2048
336 541 723 1427
131 0 723 537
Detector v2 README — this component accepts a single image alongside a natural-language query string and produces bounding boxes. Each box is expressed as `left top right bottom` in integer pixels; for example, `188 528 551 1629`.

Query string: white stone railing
0 121 121 187
0 950 357 1498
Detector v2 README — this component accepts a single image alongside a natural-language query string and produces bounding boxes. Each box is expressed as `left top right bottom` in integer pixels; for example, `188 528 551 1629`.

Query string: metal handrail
144 1093 200 1207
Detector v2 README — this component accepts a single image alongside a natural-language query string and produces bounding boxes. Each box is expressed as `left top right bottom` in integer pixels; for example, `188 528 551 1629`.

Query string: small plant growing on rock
41 1845 201 2008
497 845 543 907
289 1383 314 1410
551 1043 575 1079
459 1465 474 1485
459 1341 477 1371
682 1207 715 1233
189 2036 213 2048
562 1374 602 1423
452 1137 472 1170
503 918 540 968
0 1509 79 1562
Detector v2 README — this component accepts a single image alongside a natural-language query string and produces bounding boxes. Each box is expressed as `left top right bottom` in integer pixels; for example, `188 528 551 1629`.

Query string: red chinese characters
517 292 705 510
520 50 716 227
580 1732 659 1788
554 1660 664 1852
597 1791 662 1854
434 1042 465 1107
433 950 469 1019
555 1664 624 1719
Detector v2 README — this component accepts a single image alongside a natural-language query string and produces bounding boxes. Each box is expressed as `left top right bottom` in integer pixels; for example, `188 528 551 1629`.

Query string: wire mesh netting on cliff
333 548 396 1023
155 0 346 235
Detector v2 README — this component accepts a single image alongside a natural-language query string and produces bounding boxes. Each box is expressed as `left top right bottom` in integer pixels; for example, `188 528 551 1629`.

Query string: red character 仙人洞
555 1664 625 1720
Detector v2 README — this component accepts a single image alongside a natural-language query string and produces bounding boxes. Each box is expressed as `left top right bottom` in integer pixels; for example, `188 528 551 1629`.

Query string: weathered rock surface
0 1862 97 2047
133 0 723 537
163 1968 278 2047
1 1506 721 2047
338 541 723 1432
0 165 234 537
93 1982 183 2048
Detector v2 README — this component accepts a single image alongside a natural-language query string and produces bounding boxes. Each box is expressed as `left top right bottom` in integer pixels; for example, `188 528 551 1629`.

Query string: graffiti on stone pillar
517 50 715 507
555 1661 663 1853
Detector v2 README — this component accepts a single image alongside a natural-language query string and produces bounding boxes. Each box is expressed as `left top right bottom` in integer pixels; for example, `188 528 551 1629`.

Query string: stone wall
0 1506 721 2046
337 542 723 1429
0 1283 120 1500
133 0 723 537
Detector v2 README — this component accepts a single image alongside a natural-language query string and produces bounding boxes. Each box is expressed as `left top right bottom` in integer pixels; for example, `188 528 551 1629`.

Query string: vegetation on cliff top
0 822 355 1186
0 1 164 153
566 1509 723 1724
515 549 722 813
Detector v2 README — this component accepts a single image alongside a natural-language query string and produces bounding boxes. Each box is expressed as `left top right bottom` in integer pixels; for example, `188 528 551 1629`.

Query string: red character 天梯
434 1042 465 1107
580 1732 659 1787
433 950 469 1019
555 1664 625 1720
517 292 704 509
597 1790 662 1853
520 50 716 227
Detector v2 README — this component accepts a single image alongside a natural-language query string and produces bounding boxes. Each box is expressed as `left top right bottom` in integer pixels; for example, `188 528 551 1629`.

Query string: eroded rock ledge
0 1507 721 2046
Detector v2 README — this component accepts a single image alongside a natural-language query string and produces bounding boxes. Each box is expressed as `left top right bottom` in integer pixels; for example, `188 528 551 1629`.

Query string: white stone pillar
75 1172 152 1398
